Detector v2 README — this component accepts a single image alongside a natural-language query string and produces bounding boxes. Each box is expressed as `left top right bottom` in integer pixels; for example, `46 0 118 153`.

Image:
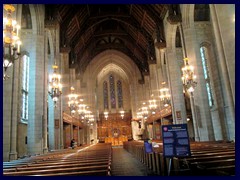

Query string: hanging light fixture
119 110 125 119
179 23 199 141
181 57 197 92
141 102 149 120
48 63 62 106
84 109 92 125
104 110 109 120
68 86 78 115
149 97 157 114
137 111 143 119
178 24 197 93
159 82 171 107
78 99 86 121
3 4 21 80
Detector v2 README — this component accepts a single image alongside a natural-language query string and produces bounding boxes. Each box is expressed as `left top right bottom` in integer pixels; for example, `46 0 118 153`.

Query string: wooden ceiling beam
75 15 80 30
141 11 146 27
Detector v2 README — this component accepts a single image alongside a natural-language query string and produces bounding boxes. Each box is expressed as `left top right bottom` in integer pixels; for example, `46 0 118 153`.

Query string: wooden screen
97 112 132 145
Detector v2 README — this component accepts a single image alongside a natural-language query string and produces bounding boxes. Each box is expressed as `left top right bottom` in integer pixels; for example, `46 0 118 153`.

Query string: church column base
9 152 18 161
43 147 48 154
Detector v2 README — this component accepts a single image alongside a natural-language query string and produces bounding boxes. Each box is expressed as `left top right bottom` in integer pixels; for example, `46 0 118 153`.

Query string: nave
3 140 235 176
3 4 235 174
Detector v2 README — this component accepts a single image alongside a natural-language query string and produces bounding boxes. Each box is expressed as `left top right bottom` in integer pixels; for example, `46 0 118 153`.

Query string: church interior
3 4 235 176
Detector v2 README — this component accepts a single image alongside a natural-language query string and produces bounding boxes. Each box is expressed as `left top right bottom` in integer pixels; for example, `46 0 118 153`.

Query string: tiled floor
111 146 151 176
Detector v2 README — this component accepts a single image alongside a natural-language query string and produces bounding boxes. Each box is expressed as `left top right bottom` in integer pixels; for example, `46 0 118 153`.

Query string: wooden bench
123 140 235 176
3 161 111 172
190 159 235 176
4 165 111 176
171 142 235 176
31 169 110 176
4 143 112 176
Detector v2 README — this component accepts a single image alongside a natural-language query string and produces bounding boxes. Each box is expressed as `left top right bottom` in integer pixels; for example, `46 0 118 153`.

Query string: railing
62 112 84 127
146 106 172 123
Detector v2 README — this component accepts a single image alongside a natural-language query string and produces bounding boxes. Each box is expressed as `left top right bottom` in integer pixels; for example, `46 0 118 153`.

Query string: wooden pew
4 161 110 172
4 143 112 176
123 140 235 176
3 165 111 176
31 169 110 176
172 142 235 176
190 159 235 176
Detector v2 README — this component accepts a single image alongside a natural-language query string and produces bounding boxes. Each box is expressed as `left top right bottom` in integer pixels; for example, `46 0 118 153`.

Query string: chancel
3 4 235 176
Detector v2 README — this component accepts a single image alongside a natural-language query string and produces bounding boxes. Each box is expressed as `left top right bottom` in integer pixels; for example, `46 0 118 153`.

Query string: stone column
209 4 235 141
149 62 159 96
165 48 187 125
60 45 71 148
3 66 14 161
27 33 45 154
43 30 49 154
69 68 75 139
183 24 215 141
9 56 20 160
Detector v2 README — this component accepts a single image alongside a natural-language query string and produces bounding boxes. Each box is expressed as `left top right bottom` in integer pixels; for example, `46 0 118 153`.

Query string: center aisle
111 146 148 176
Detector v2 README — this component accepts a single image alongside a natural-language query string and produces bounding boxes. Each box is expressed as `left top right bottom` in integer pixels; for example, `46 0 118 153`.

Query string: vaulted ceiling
45 4 169 78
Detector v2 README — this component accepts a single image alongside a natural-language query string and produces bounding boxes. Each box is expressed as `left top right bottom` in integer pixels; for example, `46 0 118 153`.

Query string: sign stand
162 124 191 176
167 158 172 176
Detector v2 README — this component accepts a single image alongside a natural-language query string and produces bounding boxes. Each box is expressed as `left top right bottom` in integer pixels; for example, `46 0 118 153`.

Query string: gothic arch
180 4 195 28
46 30 55 66
82 49 142 85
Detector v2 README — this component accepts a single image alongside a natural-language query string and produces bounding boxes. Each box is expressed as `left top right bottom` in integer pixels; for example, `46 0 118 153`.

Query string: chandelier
3 4 21 80
84 109 92 125
104 110 109 120
78 99 86 120
119 110 125 119
181 57 197 92
141 102 148 120
137 111 143 119
68 86 78 115
159 82 171 107
48 63 62 106
149 98 157 114
88 113 95 126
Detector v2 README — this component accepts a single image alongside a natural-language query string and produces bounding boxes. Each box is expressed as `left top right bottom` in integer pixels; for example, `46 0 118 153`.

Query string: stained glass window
200 46 214 107
117 80 123 108
103 81 108 109
109 75 116 108
21 55 29 122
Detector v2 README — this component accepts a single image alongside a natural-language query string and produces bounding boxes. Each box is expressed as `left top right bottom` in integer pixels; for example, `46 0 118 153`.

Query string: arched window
117 80 123 108
103 81 108 109
200 46 214 107
21 4 32 29
21 55 30 122
109 74 116 109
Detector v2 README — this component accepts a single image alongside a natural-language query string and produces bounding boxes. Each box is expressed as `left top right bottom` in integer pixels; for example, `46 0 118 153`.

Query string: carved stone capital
155 41 166 49
60 47 71 54
167 15 182 25
138 79 145 84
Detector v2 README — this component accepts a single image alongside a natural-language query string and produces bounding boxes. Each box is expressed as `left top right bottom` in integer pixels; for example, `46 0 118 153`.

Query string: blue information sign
162 124 191 157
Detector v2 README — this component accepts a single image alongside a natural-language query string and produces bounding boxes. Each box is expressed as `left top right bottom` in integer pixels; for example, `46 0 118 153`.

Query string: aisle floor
111 146 151 176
